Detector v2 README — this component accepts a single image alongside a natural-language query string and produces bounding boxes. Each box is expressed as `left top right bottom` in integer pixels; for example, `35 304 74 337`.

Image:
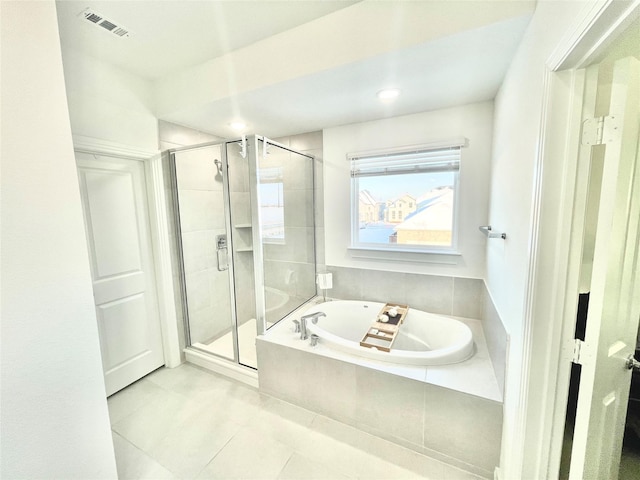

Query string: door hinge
581 115 621 145
572 338 585 365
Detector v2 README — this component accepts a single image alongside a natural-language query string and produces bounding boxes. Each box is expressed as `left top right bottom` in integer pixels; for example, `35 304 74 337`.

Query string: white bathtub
304 300 474 366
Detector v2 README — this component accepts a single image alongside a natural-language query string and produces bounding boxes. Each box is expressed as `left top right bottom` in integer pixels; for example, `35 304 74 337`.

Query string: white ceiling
56 0 360 80
55 1 536 139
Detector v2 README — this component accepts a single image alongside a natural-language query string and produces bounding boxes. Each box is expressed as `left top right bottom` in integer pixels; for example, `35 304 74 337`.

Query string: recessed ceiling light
229 121 246 131
377 88 400 101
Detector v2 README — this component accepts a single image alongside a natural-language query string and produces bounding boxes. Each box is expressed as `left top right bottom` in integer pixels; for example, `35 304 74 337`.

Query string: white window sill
347 246 461 264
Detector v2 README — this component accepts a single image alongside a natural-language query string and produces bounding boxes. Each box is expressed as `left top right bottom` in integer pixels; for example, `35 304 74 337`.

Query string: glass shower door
170 137 317 371
226 140 258 368
171 144 238 362
251 137 317 329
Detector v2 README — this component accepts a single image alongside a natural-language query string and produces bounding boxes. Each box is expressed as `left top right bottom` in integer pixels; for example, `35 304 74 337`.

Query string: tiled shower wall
160 121 223 359
265 132 325 314
159 124 326 357
173 145 233 344
324 265 507 393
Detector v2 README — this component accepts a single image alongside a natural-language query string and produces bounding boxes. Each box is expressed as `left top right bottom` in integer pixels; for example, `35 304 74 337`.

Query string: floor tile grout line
192 427 241 479
273 451 296 480
113 363 483 479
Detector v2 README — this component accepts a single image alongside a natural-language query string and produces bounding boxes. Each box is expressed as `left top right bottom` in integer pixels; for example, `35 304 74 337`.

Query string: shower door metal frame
246 134 316 336
168 142 241 364
169 135 317 366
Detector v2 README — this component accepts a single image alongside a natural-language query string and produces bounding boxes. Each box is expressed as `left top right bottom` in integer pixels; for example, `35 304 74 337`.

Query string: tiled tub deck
257 300 503 478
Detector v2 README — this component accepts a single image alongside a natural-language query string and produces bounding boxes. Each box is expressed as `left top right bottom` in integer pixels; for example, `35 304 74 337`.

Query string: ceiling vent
78 8 132 38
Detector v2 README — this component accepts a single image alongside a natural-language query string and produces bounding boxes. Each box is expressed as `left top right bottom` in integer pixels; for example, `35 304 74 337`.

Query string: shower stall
169 136 316 369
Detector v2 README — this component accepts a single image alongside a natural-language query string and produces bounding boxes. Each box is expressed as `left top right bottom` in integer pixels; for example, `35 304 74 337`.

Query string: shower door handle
216 234 229 271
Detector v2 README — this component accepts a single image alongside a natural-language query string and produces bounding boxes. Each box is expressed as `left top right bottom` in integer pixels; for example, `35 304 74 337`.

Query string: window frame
258 166 285 245
349 138 466 255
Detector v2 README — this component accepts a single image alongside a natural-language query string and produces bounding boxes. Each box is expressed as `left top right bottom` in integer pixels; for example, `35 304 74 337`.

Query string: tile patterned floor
108 363 485 479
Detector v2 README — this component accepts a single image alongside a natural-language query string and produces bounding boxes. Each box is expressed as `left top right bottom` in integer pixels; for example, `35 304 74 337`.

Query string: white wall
0 2 117 478
60 48 158 151
323 101 493 279
486 1 598 477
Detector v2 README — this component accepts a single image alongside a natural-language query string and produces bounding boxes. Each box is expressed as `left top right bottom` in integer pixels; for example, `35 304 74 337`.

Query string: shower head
214 159 222 174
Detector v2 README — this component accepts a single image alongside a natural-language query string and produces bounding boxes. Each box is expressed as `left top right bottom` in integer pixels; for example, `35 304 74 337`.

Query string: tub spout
300 311 326 340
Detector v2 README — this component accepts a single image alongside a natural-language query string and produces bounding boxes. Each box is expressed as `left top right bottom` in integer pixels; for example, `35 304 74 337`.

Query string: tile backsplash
324 265 482 318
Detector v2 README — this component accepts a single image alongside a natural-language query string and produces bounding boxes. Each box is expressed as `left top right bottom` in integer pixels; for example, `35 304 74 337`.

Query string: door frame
73 134 181 369
505 1 640 478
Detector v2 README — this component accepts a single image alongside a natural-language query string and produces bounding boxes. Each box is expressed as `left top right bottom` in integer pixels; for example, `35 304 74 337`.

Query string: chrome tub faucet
299 311 326 340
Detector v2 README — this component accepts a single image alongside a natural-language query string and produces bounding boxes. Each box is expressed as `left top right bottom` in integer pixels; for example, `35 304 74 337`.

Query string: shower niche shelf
234 223 252 228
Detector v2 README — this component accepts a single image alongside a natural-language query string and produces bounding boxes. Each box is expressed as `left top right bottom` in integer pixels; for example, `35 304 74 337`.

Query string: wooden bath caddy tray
359 303 409 352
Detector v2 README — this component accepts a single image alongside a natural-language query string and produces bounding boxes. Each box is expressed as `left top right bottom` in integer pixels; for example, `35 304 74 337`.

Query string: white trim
72 136 182 369
514 1 640 479
185 348 259 388
508 65 553 479
347 247 460 264
146 154 181 368
548 0 640 71
72 134 158 159
346 137 468 160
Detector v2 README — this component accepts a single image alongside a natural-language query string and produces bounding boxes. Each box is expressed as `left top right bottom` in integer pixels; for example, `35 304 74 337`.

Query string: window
350 139 464 252
258 167 284 242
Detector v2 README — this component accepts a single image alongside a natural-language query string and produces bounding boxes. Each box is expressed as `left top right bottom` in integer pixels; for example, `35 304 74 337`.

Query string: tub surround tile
300 354 357 421
326 266 363 300
363 269 407 306
425 357 501 403
355 367 425 446
257 340 305 405
453 277 484 319
258 306 503 476
404 273 454 315
324 266 492 324
423 387 502 474
481 285 507 396
425 317 501 402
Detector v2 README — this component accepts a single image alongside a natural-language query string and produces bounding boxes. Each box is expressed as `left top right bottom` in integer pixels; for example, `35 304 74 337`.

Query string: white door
77 153 165 396
569 57 640 479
